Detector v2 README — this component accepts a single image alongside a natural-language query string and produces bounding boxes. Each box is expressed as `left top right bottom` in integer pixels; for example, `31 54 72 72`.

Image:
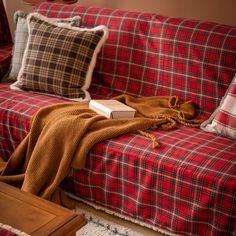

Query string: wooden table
0 182 87 236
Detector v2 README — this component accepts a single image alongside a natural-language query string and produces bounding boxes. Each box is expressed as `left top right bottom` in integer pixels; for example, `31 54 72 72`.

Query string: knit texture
0 95 202 200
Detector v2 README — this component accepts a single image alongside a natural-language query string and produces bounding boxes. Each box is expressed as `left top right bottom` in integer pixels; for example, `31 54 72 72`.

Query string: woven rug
76 207 144 236
0 223 30 236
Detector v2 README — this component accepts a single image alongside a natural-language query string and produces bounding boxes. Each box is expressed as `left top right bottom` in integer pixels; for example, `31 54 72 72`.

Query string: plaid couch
0 3 236 236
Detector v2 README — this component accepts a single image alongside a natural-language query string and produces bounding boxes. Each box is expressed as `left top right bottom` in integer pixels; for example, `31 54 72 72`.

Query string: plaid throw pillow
3 11 81 82
201 74 236 140
11 13 108 101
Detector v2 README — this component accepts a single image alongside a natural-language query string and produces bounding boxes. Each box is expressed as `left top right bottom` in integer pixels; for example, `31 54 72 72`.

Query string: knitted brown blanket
0 94 202 200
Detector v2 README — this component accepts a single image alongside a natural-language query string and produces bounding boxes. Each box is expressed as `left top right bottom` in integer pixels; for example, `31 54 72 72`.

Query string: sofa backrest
34 3 236 119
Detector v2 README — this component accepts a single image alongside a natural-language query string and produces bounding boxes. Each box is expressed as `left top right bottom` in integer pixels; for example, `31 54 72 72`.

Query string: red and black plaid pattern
34 3 236 119
0 0 12 46
0 83 68 160
64 125 236 236
0 44 12 79
1 84 236 236
14 13 107 101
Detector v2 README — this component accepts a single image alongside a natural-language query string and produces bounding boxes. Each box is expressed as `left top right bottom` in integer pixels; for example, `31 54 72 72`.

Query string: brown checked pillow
11 13 108 101
3 11 81 82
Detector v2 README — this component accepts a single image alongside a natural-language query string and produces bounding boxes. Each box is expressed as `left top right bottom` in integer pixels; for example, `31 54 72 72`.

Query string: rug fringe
0 223 30 236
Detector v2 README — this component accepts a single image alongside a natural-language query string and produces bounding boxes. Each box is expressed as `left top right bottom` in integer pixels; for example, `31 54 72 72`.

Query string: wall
3 0 236 37
3 0 33 36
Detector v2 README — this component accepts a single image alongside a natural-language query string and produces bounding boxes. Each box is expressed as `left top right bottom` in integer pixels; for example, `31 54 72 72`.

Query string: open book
89 99 136 119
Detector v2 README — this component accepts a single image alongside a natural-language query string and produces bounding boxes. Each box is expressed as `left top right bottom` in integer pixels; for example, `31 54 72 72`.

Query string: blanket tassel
137 130 160 148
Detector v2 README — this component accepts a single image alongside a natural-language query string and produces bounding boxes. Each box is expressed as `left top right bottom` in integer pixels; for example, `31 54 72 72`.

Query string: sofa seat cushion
0 44 12 79
0 82 69 159
65 124 236 236
0 82 235 236
0 82 116 159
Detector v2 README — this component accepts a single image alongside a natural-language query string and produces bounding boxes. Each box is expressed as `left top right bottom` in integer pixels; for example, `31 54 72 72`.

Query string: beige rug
76 206 144 236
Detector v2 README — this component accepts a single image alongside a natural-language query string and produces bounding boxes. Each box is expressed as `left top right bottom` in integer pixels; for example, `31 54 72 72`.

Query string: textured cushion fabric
0 0 12 46
3 11 81 82
11 13 108 101
201 75 236 139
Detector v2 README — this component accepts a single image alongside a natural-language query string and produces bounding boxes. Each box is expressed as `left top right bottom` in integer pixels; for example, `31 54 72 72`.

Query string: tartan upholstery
0 44 12 79
0 0 12 46
66 127 236 236
0 83 67 159
201 74 236 139
4 11 81 82
34 3 236 119
12 13 108 101
0 83 236 236
1 3 236 236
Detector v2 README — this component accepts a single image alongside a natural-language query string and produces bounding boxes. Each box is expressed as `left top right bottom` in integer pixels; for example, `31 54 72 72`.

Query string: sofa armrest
0 44 12 79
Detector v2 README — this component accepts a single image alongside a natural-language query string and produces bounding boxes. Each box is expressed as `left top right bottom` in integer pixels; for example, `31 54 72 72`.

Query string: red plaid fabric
34 3 236 119
1 3 236 236
64 126 236 236
1 86 236 236
0 44 12 79
0 83 68 160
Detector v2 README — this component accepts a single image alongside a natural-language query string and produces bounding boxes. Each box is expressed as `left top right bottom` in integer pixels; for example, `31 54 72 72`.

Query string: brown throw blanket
0 94 202 200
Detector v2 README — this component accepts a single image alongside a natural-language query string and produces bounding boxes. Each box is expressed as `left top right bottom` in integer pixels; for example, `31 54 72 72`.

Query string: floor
76 201 164 236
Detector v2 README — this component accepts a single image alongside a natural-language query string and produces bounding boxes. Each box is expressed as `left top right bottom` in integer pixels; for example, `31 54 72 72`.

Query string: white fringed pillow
201 74 236 140
11 13 108 101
